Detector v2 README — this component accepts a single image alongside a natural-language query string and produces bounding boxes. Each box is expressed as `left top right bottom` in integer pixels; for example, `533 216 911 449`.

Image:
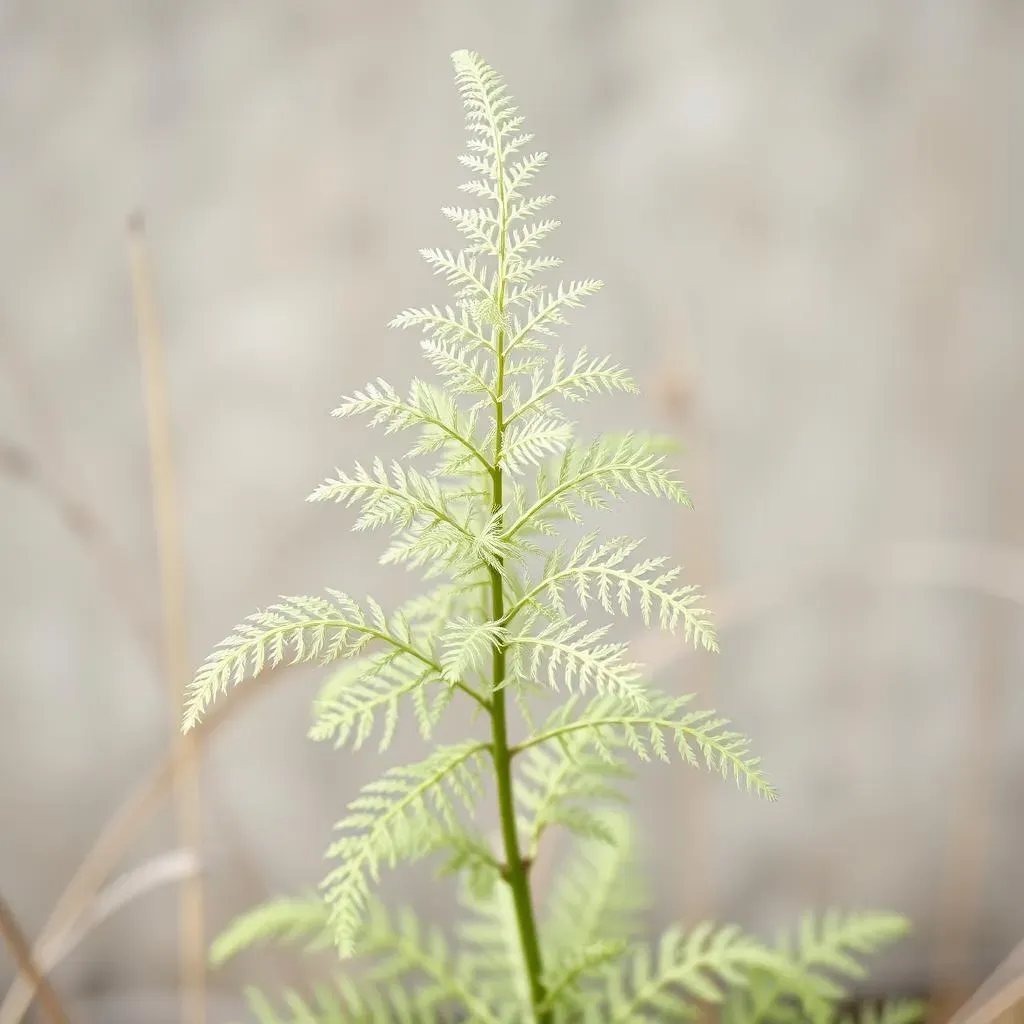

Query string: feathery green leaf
210 895 332 967
506 433 693 539
508 616 651 710
183 591 436 732
594 923 780 1023
321 741 489 957
516 692 777 801
185 47 911 1024
508 531 718 652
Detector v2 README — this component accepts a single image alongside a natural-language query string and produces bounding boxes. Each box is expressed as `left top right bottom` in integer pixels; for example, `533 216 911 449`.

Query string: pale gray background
2 0 1023 1020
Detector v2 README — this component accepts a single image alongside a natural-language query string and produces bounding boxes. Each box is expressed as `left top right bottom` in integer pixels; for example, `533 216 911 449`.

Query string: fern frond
398 577 489 631
508 616 650 710
419 337 496 401
309 459 509 574
507 253 564 286
507 217 561 258
507 193 557 229
321 741 490 956
781 911 912 1022
457 875 530 1007
210 894 332 967
440 617 508 684
506 433 693 539
500 412 573 475
843 999 927 1024
331 378 491 471
506 346 638 425
389 304 493 356
308 652 444 752
515 692 777 801
790 910 911 978
594 923 779 1023
307 458 462 533
358 900 503 1023
514 724 631 857
376 513 505 580
539 939 628 1015
182 591 438 732
733 911 914 1024
240 978 432 1024
507 279 604 353
307 579 493 746
418 247 492 303
440 204 501 256
505 150 550 202
429 827 503 899
541 810 647 973
451 48 524 173
508 531 718 652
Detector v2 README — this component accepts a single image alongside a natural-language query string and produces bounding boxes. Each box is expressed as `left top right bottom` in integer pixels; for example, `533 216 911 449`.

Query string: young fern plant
183 50 921 1024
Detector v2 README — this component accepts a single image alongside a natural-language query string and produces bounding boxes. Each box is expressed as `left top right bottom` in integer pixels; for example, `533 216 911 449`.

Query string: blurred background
1 1 1022 1021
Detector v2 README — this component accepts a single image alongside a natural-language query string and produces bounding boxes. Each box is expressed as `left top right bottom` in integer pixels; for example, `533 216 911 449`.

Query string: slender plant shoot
184 50 919 1024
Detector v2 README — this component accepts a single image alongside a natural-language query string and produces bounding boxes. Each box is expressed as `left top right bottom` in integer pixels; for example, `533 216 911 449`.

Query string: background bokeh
1 1 1023 1021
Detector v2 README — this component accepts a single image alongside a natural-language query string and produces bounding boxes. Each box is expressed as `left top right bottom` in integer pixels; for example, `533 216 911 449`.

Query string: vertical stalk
489 560 549 1019
128 214 206 1024
487 130 550 1018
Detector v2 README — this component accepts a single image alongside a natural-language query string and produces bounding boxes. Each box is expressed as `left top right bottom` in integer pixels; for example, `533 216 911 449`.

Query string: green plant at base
183 50 922 1024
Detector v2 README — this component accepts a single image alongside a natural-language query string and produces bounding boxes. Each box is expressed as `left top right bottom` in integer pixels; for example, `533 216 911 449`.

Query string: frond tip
725 909 915 1024
594 922 780 1022
450 48 524 174
209 895 332 966
516 692 778 802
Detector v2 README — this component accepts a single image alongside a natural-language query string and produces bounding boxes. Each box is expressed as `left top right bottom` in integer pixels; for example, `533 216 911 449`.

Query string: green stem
488 151 550 1017
489 596 549 1020
490 431 549 1018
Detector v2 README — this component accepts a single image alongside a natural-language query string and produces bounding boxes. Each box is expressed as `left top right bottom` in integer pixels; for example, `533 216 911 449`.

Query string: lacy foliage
185 49 917 1024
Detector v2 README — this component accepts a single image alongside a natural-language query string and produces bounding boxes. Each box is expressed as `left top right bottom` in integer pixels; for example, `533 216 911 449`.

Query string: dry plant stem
928 632 1005 1023
948 936 1024 1024
127 212 205 1024
0 338 160 659
0 436 159 656
0 674 270 1024
929 471 1023 1023
4 852 200 1008
0 895 70 1024
4 289 279 1011
53 852 200 969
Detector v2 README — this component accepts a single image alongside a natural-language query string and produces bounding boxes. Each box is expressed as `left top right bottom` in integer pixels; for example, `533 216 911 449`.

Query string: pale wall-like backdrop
1 1 1022 1020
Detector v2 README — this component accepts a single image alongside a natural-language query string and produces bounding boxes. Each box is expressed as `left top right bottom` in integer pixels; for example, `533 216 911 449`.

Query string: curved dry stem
0 895 69 1024
0 435 160 655
948 935 1024 1024
33 851 200 986
0 674 272 1024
